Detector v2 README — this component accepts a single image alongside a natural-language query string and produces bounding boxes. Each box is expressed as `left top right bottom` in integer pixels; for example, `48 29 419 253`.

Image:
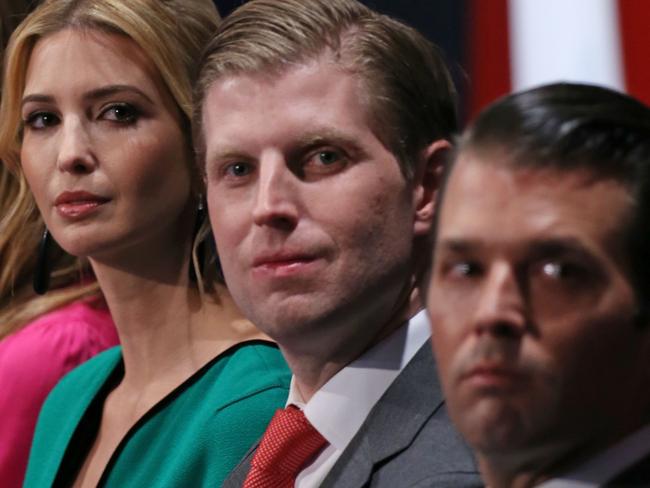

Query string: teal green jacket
24 341 290 487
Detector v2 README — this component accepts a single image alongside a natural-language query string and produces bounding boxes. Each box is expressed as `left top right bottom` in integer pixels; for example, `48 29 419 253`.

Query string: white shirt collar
538 422 650 487
286 309 430 450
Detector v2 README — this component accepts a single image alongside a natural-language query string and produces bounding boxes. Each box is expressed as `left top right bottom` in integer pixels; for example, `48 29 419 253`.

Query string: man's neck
478 416 650 488
285 286 423 402
478 449 565 488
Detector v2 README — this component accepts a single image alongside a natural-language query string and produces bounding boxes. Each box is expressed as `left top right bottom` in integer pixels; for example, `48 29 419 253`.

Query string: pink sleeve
0 301 118 488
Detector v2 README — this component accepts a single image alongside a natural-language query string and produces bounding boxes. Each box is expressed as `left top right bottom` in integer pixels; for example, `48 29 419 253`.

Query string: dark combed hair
454 82 650 319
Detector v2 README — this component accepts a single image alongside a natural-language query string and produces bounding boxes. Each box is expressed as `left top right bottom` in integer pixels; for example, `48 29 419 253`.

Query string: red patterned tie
243 405 327 488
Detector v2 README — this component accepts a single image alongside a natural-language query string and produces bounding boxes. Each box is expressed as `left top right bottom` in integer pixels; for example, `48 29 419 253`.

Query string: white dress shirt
286 310 431 488
538 422 650 487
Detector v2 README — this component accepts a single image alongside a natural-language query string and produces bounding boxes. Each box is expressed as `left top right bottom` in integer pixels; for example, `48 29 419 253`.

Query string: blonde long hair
0 0 221 337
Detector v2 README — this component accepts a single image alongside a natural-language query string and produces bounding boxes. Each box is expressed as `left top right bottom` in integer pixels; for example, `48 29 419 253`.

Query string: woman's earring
210 234 224 282
189 198 207 283
33 228 53 295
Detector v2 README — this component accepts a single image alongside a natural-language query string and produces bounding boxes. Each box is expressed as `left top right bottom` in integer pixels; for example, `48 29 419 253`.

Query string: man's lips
252 251 321 276
460 363 526 390
54 191 110 218
253 252 316 268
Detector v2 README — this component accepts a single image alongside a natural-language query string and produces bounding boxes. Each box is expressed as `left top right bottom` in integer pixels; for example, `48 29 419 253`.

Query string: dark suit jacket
603 449 650 486
223 341 482 487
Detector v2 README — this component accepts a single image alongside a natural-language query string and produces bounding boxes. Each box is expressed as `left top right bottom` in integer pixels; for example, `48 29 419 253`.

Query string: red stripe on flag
466 0 511 120
619 0 650 106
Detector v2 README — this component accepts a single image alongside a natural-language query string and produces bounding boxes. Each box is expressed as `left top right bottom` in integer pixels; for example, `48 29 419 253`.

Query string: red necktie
243 405 327 488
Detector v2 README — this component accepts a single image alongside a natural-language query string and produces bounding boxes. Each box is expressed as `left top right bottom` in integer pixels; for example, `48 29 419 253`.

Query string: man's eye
445 261 481 279
24 112 59 130
301 149 347 179
100 103 139 123
316 150 342 165
539 261 583 280
225 162 253 177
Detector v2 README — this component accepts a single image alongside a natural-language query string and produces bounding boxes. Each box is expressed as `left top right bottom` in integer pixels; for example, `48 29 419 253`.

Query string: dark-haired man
427 82 650 487
195 0 480 486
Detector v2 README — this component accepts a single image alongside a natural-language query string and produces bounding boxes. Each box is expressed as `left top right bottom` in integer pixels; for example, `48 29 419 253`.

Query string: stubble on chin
446 339 561 456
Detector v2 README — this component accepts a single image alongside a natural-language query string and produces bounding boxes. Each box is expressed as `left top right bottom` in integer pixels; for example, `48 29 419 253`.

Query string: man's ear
413 139 451 236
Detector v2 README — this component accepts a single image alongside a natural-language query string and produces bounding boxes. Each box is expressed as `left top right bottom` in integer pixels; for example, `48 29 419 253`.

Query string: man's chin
456 400 534 454
248 303 334 342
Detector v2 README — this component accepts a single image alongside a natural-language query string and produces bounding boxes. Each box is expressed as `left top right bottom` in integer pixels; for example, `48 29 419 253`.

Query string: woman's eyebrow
21 93 54 108
82 84 154 104
21 84 155 109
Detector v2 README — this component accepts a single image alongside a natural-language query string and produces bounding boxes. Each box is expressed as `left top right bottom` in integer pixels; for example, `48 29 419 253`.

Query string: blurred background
217 0 650 125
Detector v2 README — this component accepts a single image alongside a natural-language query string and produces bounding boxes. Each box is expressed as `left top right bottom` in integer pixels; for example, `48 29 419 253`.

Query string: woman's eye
24 112 59 130
100 103 139 123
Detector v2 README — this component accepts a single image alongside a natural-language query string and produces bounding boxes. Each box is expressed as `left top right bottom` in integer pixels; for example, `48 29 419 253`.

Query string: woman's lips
55 191 110 219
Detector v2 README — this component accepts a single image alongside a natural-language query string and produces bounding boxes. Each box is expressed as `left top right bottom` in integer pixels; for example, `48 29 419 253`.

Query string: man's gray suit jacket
223 341 482 487
606 450 650 486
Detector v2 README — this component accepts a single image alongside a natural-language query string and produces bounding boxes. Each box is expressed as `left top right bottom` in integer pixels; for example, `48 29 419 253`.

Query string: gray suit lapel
320 342 444 488
223 343 446 488
222 442 257 487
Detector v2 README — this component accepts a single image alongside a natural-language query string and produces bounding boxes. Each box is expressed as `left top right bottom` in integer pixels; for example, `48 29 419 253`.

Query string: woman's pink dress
0 299 118 488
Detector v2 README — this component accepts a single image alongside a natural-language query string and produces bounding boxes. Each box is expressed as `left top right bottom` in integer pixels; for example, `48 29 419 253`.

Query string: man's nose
252 154 300 230
56 118 97 174
472 263 528 339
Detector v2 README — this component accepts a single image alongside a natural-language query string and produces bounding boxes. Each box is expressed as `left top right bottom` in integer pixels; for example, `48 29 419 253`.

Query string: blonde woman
1 3 117 486
0 1 290 487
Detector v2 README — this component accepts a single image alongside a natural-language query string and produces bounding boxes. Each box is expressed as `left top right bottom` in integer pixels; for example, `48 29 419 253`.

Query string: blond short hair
193 0 457 179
